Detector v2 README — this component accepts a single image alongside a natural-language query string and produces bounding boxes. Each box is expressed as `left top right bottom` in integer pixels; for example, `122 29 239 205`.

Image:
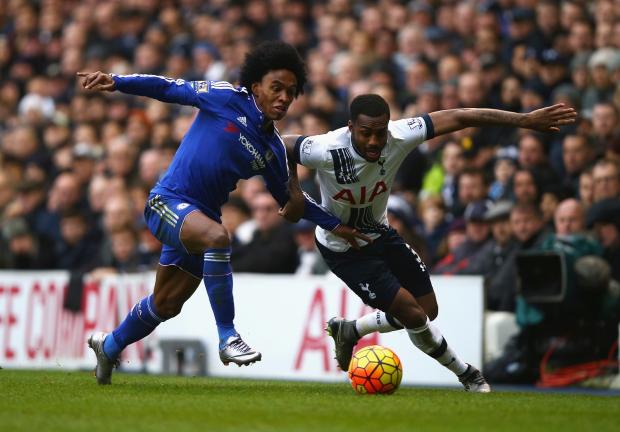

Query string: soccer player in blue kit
78 41 369 384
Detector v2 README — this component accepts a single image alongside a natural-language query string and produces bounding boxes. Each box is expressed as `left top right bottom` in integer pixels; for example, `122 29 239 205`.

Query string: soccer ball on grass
348 345 403 394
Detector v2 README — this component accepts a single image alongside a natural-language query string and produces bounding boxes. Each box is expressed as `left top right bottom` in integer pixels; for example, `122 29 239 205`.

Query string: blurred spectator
587 198 620 280
417 195 449 264
55 209 100 271
453 167 488 218
434 201 491 275
294 219 328 276
232 192 298 273
560 134 595 195
469 200 519 311
592 158 620 202
0 217 55 270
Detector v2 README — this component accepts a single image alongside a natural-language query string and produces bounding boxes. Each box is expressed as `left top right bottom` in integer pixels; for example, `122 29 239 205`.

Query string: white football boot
88 332 119 385
219 334 262 366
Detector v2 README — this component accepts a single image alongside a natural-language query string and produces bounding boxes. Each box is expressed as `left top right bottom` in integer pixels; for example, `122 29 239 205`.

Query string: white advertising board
0 271 483 386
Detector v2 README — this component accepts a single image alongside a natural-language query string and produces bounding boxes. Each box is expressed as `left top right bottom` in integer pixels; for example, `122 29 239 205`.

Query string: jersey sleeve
294 134 331 169
389 114 435 152
111 75 236 111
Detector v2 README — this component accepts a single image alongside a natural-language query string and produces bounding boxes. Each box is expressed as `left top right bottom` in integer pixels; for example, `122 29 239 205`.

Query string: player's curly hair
240 41 306 97
350 94 390 121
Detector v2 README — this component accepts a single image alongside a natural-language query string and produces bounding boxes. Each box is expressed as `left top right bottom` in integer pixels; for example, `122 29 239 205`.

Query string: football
348 345 403 394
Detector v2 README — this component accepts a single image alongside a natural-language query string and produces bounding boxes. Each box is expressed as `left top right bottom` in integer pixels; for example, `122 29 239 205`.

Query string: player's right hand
332 225 373 250
77 71 116 92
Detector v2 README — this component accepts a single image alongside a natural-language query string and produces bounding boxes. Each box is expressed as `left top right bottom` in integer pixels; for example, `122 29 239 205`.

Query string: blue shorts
316 229 434 311
144 193 204 279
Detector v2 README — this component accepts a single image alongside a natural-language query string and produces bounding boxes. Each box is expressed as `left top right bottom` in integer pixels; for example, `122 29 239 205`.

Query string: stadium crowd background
0 0 619 320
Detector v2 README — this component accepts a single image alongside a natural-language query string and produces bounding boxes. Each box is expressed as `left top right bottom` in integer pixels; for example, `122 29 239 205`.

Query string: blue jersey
111 74 339 231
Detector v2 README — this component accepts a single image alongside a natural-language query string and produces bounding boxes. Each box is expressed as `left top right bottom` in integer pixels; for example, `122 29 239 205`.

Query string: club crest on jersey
332 181 388 204
407 118 422 130
239 133 265 170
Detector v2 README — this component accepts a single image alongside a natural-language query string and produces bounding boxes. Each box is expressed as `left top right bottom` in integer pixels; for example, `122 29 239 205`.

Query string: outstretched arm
77 71 200 107
429 104 577 137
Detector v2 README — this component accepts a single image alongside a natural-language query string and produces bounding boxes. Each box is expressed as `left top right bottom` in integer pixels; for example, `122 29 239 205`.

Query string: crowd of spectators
1 0 619 326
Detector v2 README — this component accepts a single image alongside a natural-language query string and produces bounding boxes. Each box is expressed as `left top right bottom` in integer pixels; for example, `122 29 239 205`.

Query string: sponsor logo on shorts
177 203 190 210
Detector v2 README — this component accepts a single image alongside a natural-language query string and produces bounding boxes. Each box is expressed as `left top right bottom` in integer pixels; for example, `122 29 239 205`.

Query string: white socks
354 312 468 377
355 311 403 337
407 317 468 376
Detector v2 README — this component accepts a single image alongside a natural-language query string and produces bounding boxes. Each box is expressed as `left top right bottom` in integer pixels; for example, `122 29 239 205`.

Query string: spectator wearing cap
582 48 620 113
293 219 328 276
434 200 491 275
587 198 620 280
503 7 544 63
536 49 571 102
469 200 520 311
0 217 55 270
72 143 103 187
592 158 620 203
423 26 452 66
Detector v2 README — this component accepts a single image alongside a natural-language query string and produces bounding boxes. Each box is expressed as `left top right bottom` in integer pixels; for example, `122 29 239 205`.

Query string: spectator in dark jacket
232 192 298 273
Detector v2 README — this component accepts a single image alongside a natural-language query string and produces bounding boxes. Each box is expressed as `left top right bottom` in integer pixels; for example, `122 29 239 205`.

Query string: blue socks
103 294 165 360
203 248 237 348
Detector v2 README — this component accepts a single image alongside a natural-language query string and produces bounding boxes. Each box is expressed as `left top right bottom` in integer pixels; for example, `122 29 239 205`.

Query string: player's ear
251 82 261 97
348 119 353 131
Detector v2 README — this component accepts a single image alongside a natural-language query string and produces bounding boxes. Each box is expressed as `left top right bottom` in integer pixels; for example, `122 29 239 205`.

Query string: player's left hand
522 103 577 132
279 190 305 222
332 225 373 250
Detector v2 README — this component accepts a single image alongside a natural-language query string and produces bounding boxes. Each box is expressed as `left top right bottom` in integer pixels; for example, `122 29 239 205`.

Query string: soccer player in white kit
284 94 576 392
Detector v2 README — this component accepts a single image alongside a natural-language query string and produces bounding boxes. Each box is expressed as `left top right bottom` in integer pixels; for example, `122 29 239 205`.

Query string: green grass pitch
1 370 618 432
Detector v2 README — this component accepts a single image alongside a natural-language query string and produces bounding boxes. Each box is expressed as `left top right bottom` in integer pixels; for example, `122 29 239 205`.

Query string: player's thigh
152 263 202 318
144 194 207 254
317 242 401 311
180 208 229 253
385 236 437 318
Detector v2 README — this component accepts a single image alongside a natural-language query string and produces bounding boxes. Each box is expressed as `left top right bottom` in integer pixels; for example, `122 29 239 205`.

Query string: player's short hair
349 94 390 122
240 41 306 97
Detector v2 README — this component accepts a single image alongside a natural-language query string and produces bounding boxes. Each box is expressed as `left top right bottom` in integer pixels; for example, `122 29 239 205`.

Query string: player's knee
153 293 183 319
208 227 230 249
426 304 439 321
391 301 427 329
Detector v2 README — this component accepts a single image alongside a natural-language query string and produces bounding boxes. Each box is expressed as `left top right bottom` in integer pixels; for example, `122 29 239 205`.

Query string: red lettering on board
294 287 330 371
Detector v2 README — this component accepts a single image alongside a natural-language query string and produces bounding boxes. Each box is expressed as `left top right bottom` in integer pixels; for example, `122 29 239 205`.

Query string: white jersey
297 115 434 252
